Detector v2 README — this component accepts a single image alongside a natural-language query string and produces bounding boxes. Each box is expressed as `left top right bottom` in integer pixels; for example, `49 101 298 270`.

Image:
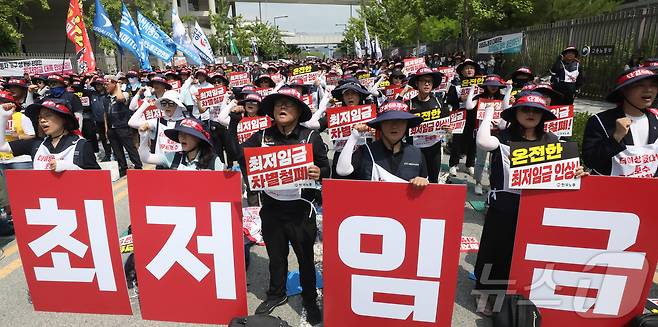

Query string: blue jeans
0 161 33 207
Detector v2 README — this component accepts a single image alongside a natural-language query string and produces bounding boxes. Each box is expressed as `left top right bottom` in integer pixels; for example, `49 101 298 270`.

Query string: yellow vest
0 112 24 161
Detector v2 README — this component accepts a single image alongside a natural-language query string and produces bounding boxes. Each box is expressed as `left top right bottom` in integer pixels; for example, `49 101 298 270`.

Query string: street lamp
273 15 288 29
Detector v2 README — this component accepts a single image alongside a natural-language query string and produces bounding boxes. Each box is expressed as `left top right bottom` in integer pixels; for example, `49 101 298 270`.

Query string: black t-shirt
9 134 100 170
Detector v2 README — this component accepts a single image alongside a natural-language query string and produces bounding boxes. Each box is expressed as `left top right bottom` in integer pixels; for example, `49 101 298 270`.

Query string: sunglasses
518 107 543 114
161 100 177 107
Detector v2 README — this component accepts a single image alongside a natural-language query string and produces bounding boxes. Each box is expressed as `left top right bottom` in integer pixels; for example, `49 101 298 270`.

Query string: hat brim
260 93 312 122
331 84 370 101
511 71 535 80
366 111 424 129
606 74 658 103
501 103 557 122
147 80 173 90
480 81 506 88
164 127 211 146
408 72 443 90
211 76 229 85
254 77 276 87
25 103 79 130
156 96 186 111
562 49 580 57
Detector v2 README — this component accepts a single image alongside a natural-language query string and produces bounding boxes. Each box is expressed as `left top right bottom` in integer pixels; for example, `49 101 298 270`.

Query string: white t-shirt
627 113 649 146
2 113 35 163
189 82 213 121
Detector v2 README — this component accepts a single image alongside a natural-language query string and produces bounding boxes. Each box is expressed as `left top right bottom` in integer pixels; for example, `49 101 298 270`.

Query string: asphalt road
0 98 655 326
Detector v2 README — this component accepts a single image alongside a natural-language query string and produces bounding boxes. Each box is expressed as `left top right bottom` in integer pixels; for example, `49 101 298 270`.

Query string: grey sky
234 3 358 34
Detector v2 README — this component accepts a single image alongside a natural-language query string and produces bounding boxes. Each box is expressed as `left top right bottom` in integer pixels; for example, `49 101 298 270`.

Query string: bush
568 111 592 164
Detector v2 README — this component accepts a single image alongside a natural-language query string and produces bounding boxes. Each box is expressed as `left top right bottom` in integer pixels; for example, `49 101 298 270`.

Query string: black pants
421 142 443 183
449 131 476 168
474 192 520 291
261 210 317 304
108 127 143 172
96 122 112 158
207 120 227 164
81 118 99 153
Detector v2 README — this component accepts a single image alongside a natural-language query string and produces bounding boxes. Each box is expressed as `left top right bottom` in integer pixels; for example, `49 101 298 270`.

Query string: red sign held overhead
138 98 161 120
5 170 131 315
323 180 466 326
544 105 575 137
508 176 658 327
198 86 227 108
229 72 250 87
237 116 272 144
327 104 376 141
403 57 426 75
127 170 247 324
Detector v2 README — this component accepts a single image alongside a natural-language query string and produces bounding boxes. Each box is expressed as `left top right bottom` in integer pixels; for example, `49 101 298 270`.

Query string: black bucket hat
501 92 557 122
456 59 479 76
260 87 312 122
480 74 506 88
25 98 79 130
164 118 212 146
331 80 370 101
642 58 658 71
367 100 423 129
254 74 276 88
210 73 229 86
147 75 173 90
510 67 534 80
561 46 579 57
606 67 658 103
238 92 263 106
408 67 443 90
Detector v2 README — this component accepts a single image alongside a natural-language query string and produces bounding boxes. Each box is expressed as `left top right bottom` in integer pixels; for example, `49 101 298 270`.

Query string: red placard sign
323 180 466 326
508 176 658 327
327 104 376 140
436 66 456 91
544 105 575 137
384 86 418 101
254 87 274 97
244 144 314 191
198 86 227 108
403 57 426 75
237 116 271 144
229 72 250 87
476 98 503 122
5 170 131 315
138 98 161 120
169 80 182 93
450 109 467 134
128 170 247 324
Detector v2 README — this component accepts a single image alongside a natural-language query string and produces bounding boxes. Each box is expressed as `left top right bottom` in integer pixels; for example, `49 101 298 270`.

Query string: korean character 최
511 148 529 166
545 143 563 160
277 149 292 167
265 171 280 187
528 145 546 163
511 169 522 187
262 153 277 170
291 146 308 165
248 155 262 172
329 114 340 127
279 168 294 184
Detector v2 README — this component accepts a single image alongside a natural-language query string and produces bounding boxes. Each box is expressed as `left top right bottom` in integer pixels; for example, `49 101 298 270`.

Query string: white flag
354 36 363 58
364 21 372 57
375 36 383 59
192 21 215 64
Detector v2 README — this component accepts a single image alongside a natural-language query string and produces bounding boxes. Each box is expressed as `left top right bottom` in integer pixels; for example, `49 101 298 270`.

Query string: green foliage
0 0 50 52
570 111 592 162
210 14 289 60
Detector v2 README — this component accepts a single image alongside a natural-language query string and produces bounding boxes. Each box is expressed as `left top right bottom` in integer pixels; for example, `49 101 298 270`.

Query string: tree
210 14 289 60
0 0 50 52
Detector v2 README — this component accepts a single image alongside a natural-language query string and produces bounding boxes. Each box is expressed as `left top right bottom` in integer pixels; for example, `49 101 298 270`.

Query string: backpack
228 315 292 327
632 313 658 327
492 294 542 327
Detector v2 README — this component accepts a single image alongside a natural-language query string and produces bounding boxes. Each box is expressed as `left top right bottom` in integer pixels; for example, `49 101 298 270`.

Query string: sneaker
449 166 458 177
467 167 475 175
474 183 484 196
255 296 288 315
304 301 323 325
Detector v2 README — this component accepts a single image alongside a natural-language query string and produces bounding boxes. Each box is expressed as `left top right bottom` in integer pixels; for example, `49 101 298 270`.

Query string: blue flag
93 0 120 47
119 3 151 71
137 11 175 62
171 6 202 66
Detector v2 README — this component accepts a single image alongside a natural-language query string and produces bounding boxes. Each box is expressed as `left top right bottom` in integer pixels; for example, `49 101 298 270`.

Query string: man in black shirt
104 75 142 177
226 87 329 325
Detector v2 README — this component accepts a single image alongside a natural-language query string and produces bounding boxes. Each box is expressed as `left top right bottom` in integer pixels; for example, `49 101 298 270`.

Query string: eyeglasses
418 79 433 85
161 100 177 107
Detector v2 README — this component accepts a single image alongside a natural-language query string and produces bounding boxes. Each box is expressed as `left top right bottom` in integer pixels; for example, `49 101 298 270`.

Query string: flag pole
62 9 69 75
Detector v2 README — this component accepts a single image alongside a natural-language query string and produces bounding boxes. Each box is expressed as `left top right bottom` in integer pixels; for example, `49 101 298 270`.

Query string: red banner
244 144 314 191
294 71 322 85
327 104 376 141
237 116 271 144
229 72 250 87
323 180 466 326
384 86 418 101
5 170 131 315
127 170 247 324
198 86 227 108
254 87 274 97
476 98 503 122
450 109 467 134
544 105 575 137
436 66 456 91
508 176 658 327
65 0 96 73
138 98 161 120
403 57 426 75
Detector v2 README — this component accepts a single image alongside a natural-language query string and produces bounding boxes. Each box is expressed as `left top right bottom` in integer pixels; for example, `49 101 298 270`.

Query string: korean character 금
511 148 530 166
545 143 563 160
277 149 293 167
291 146 308 165
361 107 373 119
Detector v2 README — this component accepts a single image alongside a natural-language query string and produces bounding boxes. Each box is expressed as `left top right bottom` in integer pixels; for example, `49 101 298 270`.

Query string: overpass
233 0 359 4
282 34 344 46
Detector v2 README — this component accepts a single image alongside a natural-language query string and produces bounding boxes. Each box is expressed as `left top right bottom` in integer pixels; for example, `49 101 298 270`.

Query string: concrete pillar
208 0 217 35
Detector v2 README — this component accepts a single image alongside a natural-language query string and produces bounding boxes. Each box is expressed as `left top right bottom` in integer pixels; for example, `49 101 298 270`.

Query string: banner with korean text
0 59 74 77
323 180 466 326
402 57 426 75
229 72 250 87
327 104 376 151
127 170 246 324
508 176 658 327
509 141 580 189
244 144 314 191
237 116 271 144
6 170 131 315
198 86 227 121
544 105 574 137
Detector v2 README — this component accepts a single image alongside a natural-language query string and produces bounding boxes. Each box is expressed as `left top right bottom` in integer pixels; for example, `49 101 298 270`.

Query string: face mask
50 87 66 97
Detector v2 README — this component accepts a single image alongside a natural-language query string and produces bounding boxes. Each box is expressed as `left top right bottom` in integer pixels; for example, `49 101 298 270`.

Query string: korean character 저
265 171 280 187
250 174 266 189
262 153 277 170
511 148 530 166
350 109 362 122
279 168 294 184
339 111 351 124
248 155 263 173
545 143 563 160
277 149 292 167
528 145 546 163
293 166 309 181
520 167 533 186
291 146 308 165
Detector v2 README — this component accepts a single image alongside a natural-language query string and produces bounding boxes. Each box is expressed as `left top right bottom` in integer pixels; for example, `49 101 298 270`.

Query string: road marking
2 242 18 258
0 258 22 279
